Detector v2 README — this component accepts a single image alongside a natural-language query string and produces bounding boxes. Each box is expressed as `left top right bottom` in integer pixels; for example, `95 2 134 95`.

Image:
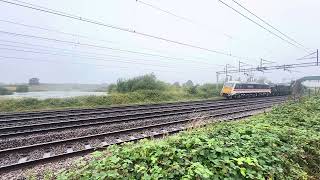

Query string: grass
0 90 221 113
54 96 320 180
0 74 222 113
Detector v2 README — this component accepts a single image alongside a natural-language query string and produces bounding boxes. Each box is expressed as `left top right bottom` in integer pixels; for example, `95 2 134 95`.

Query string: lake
0 91 107 99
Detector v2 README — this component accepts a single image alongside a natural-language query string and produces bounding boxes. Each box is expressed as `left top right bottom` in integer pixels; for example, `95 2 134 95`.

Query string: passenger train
220 81 291 99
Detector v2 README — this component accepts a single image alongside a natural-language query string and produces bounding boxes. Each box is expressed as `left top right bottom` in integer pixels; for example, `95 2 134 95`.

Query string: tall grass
0 74 222 112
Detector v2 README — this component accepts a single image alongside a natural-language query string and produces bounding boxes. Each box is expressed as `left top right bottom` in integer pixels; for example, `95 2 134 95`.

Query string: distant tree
107 84 117 93
29 78 40 85
173 82 180 87
183 80 194 87
111 73 166 93
186 85 198 95
16 85 29 93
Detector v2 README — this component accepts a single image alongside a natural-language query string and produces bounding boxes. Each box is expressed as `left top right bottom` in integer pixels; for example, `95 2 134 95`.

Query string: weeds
56 96 320 179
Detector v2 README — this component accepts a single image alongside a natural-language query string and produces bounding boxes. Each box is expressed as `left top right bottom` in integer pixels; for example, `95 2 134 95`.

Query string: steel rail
0 96 285 125
0 99 240 123
0 96 281 120
0 97 286 138
0 99 224 119
0 100 282 173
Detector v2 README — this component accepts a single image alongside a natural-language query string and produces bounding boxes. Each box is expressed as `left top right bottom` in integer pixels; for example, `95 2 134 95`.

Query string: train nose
222 87 232 94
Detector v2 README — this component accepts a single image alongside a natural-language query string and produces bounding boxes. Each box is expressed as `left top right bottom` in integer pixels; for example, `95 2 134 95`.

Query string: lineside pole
216 72 219 91
317 49 319 66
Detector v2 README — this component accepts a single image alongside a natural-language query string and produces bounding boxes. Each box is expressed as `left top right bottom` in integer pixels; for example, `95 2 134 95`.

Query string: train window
247 85 254 89
224 83 234 87
235 84 242 89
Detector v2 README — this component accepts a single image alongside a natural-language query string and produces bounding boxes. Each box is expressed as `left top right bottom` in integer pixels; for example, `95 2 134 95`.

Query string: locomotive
220 81 291 99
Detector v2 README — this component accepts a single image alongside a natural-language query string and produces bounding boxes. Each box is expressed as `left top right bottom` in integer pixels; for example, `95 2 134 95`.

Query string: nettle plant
58 96 320 180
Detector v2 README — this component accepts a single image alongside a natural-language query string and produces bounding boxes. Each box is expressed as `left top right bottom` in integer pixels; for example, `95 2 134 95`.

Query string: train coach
220 81 271 99
220 81 291 99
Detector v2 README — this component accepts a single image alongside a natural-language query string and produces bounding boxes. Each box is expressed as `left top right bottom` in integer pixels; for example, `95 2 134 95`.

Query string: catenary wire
0 0 257 58
136 0 233 39
0 18 223 61
230 0 308 50
0 55 210 74
0 30 238 66
0 39 224 67
218 0 308 53
0 45 222 71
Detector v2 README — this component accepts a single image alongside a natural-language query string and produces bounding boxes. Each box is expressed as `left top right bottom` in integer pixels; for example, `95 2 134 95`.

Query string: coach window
235 84 242 89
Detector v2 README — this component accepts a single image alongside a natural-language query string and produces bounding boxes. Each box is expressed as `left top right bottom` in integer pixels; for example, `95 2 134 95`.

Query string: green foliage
109 74 220 98
196 83 220 98
0 90 219 112
0 74 221 112
57 96 320 179
109 73 167 93
16 85 29 93
0 87 13 95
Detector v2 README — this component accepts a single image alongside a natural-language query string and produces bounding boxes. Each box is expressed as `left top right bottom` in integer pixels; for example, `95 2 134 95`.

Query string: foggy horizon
0 0 319 84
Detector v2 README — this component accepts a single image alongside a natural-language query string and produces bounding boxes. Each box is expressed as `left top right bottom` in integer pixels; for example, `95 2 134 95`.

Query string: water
0 91 107 99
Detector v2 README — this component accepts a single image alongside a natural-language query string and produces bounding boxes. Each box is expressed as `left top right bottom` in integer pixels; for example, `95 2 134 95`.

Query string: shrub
16 85 29 93
57 97 320 179
0 87 13 95
112 73 167 93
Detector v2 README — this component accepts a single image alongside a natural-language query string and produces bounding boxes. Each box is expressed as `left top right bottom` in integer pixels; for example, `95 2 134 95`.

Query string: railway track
0 99 226 120
0 96 287 173
0 97 283 139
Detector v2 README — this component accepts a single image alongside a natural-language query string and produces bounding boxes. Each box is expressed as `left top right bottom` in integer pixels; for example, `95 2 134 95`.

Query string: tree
29 78 40 85
173 82 180 87
111 74 166 93
183 80 194 87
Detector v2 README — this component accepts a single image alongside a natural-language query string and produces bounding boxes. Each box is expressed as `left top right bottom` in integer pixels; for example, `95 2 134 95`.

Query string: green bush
109 73 167 93
57 97 320 179
0 75 221 112
0 87 13 95
196 83 220 98
16 85 29 93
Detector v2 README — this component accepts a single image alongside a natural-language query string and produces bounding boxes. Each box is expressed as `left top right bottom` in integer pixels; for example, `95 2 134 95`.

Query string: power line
0 55 203 74
136 0 233 39
0 31 226 67
0 39 224 67
230 0 308 50
1 18 218 60
218 0 308 52
217 61 318 75
0 0 240 57
137 0 195 24
296 51 317 60
0 45 222 71
0 19 114 44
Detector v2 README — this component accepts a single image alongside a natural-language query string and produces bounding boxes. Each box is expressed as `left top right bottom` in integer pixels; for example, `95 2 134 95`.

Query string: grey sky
0 0 319 84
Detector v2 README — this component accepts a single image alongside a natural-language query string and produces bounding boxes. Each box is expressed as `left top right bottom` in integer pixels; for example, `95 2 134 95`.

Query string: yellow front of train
220 82 235 97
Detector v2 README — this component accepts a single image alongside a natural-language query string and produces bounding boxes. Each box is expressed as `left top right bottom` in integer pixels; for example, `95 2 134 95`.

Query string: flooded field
0 91 106 99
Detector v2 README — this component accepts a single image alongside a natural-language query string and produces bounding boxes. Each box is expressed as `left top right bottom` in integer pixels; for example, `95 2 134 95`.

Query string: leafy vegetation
0 87 13 95
108 74 167 93
108 73 220 98
0 74 221 112
57 96 320 179
15 85 29 93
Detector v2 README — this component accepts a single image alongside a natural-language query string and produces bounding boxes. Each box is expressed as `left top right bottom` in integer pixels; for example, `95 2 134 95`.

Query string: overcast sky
0 0 319 84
